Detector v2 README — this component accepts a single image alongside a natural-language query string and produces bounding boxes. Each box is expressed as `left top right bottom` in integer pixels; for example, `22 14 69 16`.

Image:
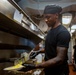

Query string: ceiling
16 0 76 15
32 0 61 2
14 0 76 33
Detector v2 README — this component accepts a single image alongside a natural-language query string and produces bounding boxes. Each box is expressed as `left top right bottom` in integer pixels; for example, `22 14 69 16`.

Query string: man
23 5 71 75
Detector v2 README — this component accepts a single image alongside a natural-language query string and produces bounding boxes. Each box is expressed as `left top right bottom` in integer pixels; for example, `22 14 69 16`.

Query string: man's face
43 14 58 27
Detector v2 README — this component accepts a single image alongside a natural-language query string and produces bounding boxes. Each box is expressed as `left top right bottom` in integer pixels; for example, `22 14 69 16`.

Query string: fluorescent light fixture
62 13 72 25
71 25 76 29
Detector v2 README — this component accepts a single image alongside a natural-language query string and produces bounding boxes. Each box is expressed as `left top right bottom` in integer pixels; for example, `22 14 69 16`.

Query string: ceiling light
70 30 75 33
71 25 76 29
3 0 7 1
62 13 72 25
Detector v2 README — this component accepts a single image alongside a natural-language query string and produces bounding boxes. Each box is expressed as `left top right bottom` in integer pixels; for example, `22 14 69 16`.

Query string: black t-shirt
74 49 76 62
44 25 71 75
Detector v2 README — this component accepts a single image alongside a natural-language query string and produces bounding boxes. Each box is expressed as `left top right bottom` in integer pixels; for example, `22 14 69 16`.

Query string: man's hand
22 63 36 69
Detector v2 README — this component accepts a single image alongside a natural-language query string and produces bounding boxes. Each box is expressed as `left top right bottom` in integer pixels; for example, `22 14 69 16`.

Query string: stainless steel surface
8 0 45 35
0 1 15 19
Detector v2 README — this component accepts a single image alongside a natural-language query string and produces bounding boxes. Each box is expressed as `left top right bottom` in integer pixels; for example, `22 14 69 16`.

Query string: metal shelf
0 43 32 50
0 12 43 44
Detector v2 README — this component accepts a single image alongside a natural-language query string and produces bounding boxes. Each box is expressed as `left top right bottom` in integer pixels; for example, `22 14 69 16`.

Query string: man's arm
36 46 67 68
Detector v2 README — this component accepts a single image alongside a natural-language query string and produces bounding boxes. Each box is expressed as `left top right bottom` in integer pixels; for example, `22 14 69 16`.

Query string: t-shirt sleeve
57 31 71 48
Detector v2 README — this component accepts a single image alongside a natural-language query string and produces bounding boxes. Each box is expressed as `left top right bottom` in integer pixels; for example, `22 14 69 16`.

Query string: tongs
14 49 38 66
